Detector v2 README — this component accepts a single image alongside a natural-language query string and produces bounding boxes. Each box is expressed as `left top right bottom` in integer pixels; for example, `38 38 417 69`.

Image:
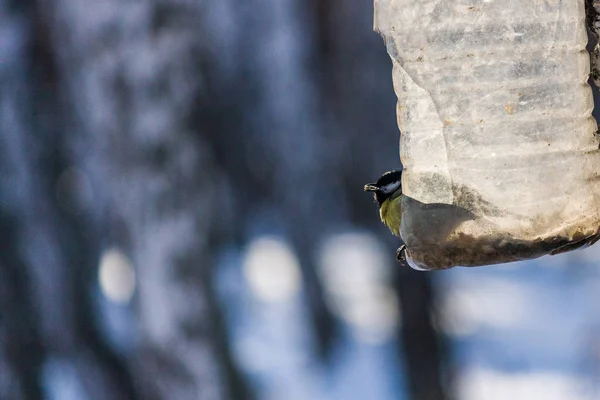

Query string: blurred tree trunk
197 0 340 357
1 1 136 398
45 1 251 398
0 0 249 399
396 271 449 400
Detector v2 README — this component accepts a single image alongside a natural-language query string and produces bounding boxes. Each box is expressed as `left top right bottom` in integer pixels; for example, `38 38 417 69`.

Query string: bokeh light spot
98 248 136 304
318 233 400 344
242 236 301 303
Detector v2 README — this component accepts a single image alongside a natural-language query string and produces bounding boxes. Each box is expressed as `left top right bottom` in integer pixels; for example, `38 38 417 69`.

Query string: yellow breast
379 195 402 237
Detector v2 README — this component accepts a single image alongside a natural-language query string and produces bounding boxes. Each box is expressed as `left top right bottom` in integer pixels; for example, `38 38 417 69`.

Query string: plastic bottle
374 0 600 270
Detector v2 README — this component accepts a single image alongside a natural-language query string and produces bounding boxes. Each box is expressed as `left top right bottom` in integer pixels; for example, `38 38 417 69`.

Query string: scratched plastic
374 0 600 270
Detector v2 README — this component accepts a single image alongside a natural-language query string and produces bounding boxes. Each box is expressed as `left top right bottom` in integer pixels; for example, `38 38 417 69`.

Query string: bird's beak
364 183 379 192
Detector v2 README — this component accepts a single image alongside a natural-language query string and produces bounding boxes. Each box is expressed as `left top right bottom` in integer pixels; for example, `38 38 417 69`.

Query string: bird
364 170 407 263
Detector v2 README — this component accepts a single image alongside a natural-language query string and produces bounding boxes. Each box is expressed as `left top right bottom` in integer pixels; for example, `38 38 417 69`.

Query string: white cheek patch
380 181 400 194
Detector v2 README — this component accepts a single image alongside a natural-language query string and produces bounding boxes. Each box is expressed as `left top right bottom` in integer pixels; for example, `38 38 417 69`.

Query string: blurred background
3 1 600 399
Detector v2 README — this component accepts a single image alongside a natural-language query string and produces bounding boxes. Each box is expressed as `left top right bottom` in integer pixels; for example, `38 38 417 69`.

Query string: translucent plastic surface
374 0 600 270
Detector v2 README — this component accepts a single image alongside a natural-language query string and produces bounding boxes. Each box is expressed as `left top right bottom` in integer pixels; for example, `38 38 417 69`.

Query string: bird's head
364 170 403 207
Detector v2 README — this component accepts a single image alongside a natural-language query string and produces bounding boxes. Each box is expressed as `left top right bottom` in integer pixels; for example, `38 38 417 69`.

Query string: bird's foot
395 244 407 265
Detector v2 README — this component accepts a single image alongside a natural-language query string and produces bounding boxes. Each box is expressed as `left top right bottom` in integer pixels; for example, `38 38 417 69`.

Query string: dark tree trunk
397 270 449 400
1 0 249 399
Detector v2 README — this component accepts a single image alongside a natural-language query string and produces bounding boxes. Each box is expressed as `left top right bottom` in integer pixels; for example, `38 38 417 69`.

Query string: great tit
364 170 407 263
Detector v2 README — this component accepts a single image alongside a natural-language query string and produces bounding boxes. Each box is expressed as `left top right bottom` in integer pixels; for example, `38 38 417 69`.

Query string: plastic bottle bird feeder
374 0 600 270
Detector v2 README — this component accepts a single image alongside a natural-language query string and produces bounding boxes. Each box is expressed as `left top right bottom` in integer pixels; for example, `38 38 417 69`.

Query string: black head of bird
363 170 403 207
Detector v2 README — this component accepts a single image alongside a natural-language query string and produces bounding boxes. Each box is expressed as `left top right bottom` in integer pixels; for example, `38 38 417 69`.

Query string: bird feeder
374 0 600 270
